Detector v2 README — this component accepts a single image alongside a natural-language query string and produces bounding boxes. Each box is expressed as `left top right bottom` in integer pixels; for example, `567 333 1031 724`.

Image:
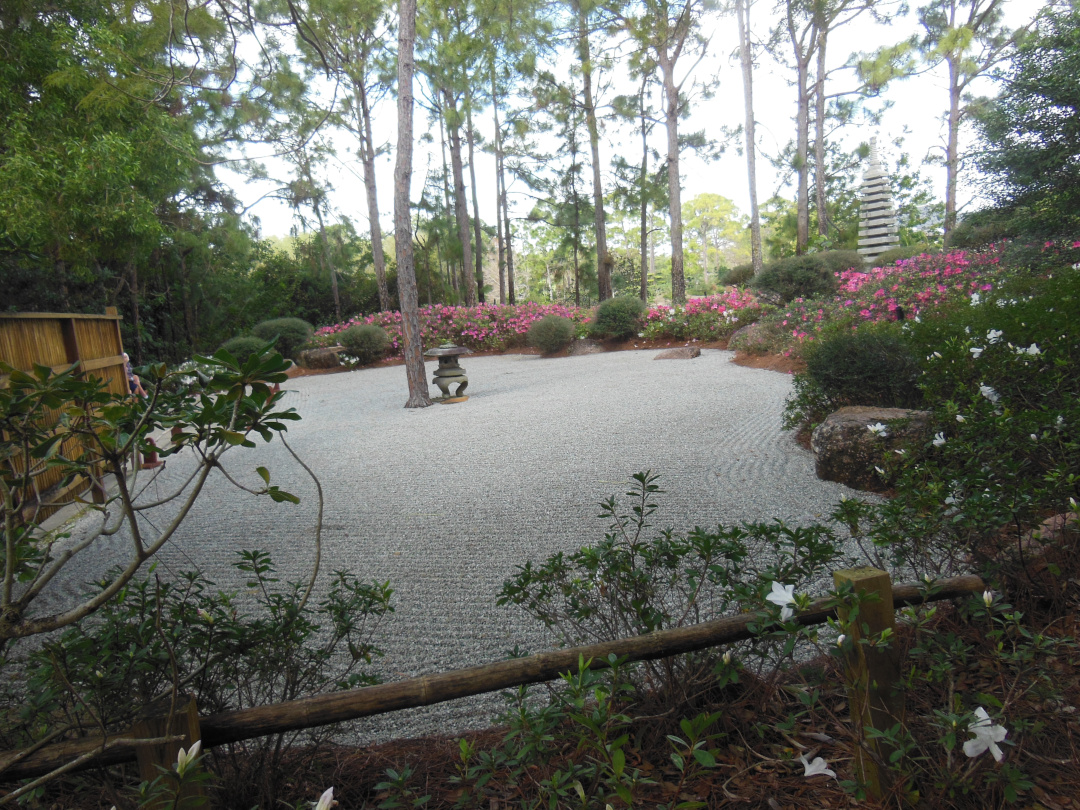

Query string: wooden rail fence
0 572 984 787
0 309 127 517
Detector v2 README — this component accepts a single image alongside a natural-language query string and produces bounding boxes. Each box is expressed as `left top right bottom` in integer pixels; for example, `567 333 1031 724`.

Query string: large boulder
811 406 932 492
296 346 343 369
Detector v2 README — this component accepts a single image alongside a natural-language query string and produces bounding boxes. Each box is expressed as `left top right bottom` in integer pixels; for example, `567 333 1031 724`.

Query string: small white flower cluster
979 384 1000 403
1013 343 1040 356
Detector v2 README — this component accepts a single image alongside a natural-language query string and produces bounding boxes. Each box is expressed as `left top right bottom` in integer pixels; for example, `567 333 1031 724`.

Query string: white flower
983 590 994 607
175 740 202 777
313 787 335 810
836 634 846 648
637 332 644 338
1025 343 1041 356
867 422 889 438
979 384 1000 403
723 650 733 666
894 449 906 456
970 293 981 306
956 414 965 422
1031 434 1038 441
874 466 886 476
969 347 983 358
933 351 942 359
987 329 1003 344
963 708 1008 762
1057 415 1065 428
766 581 797 621
932 432 946 447
799 754 836 779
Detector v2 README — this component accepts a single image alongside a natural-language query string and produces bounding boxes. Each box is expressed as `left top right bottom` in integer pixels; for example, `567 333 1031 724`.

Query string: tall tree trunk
358 81 391 311
944 54 961 240
464 93 485 303
503 191 516 305
394 0 431 408
736 0 763 273
795 58 811 254
639 79 649 302
313 201 341 323
437 110 458 296
813 27 829 239
700 226 708 287
443 87 477 306
577 1 610 301
491 66 507 304
659 50 686 305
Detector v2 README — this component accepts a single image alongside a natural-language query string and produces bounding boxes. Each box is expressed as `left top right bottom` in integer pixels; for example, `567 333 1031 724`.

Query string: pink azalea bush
642 288 767 342
316 302 591 355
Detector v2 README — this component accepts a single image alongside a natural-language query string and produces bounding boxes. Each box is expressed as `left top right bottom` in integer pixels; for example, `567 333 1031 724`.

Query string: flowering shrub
641 289 766 342
315 302 591 355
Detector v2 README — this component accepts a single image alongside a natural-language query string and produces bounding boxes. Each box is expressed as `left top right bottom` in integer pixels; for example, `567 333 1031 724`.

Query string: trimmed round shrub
751 254 839 303
873 245 935 266
218 336 266 365
251 317 314 360
721 262 755 286
589 296 647 340
527 315 576 355
339 323 389 366
802 325 923 411
814 250 864 275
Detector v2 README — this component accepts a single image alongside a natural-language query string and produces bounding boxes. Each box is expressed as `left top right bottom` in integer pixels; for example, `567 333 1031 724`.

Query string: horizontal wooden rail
0 574 983 783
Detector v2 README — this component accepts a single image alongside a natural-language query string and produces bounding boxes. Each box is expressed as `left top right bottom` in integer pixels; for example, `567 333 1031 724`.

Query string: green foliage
7 551 393 807
973 1 1080 236
813 250 864 275
752 254 840 303
526 315 576 355
589 296 647 340
721 262 755 286
798 324 924 417
339 323 389 365
218 335 267 365
252 317 315 359
874 244 935 265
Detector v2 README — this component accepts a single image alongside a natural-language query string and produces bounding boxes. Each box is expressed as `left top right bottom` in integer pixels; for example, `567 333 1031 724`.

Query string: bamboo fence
0 309 127 517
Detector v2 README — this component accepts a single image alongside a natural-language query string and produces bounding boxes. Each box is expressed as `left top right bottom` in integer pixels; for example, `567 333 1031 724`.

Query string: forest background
0 0 1041 364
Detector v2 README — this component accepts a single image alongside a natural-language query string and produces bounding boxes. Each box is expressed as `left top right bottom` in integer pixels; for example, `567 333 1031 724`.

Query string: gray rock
654 347 701 360
297 346 343 369
811 406 932 492
568 339 604 356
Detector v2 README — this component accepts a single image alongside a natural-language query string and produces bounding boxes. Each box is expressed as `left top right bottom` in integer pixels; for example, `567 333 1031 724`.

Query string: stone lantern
424 343 471 403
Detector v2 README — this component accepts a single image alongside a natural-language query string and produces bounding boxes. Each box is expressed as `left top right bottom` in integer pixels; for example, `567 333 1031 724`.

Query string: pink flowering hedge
315 302 592 355
739 244 1020 355
642 289 767 342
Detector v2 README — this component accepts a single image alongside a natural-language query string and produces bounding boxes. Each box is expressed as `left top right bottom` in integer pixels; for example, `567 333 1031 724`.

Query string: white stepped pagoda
857 139 900 265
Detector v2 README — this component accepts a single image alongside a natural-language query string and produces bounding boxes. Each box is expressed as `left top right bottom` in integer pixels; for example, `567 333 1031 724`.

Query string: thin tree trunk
577 1 610 301
795 59 811 254
639 79 649 302
358 81 391 311
464 93 485 303
736 0 763 273
394 0 431 408
443 87 477 306
437 110 458 296
659 51 685 305
504 196 516 305
313 202 341 323
814 27 829 239
128 259 143 363
944 55 961 240
491 66 507 304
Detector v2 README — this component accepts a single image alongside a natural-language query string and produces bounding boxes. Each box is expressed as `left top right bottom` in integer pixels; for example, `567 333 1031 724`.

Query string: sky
218 1 1040 243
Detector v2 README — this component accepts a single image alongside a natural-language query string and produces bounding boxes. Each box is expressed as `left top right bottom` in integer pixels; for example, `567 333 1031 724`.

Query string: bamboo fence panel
0 310 127 517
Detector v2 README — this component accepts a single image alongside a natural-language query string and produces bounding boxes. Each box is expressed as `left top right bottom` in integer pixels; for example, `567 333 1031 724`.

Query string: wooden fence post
832 567 905 801
130 697 208 808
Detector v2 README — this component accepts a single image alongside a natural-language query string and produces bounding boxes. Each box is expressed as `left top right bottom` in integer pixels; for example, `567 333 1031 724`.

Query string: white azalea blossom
983 590 994 607
175 740 202 778
1024 343 1041 355
313 787 335 810
836 634 846 648
956 414 965 422
867 422 889 438
970 293 981 306
799 755 837 779
933 432 947 447
969 347 983 358
963 708 1008 762
987 329 1003 344
766 581 797 621
979 384 1000 403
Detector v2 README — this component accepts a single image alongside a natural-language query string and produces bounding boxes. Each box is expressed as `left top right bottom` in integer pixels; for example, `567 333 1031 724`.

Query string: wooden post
833 567 905 801
130 697 207 808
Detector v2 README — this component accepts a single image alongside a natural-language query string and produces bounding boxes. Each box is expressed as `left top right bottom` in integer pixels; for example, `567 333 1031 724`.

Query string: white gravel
35 349 871 743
